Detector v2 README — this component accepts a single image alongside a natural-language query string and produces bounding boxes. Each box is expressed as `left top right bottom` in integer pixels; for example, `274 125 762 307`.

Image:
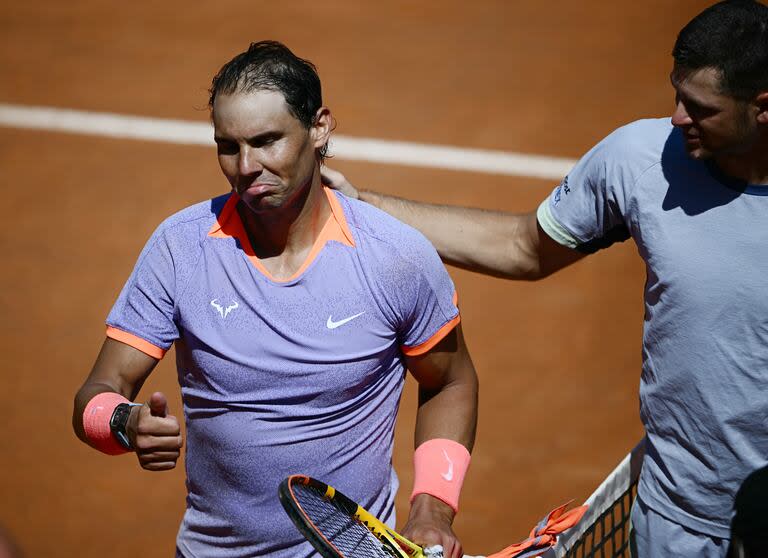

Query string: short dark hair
209 41 328 158
673 0 768 99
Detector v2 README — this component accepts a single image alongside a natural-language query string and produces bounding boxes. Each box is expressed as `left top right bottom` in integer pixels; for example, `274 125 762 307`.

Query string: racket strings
293 483 397 557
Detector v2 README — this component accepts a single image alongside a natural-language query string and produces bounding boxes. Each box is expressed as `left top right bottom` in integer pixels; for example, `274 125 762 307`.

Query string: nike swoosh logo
326 311 366 329
441 450 454 482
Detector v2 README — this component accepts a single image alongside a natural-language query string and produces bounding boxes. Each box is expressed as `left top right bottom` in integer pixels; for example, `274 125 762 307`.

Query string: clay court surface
0 1 710 556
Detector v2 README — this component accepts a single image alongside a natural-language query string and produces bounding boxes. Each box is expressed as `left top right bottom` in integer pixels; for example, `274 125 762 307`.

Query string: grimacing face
670 66 759 160
212 89 330 213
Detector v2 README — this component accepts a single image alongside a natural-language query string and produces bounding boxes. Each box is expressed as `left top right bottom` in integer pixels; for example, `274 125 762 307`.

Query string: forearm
406 364 477 541
414 369 478 451
402 327 477 552
360 190 541 279
72 338 155 445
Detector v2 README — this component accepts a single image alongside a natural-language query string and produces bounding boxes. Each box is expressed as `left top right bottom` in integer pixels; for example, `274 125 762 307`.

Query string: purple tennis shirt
106 188 460 557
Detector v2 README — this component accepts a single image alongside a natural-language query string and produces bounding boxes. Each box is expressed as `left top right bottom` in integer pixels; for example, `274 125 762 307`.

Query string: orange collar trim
323 187 355 247
206 187 355 282
207 192 240 239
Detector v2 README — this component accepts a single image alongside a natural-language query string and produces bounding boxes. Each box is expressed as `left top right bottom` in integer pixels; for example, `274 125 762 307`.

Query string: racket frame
279 474 427 558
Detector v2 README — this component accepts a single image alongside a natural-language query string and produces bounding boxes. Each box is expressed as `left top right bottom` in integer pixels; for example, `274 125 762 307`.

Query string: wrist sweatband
410 438 471 513
83 392 132 455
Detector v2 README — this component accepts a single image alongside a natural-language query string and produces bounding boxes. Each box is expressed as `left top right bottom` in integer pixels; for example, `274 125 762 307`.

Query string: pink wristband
410 438 471 513
83 392 131 455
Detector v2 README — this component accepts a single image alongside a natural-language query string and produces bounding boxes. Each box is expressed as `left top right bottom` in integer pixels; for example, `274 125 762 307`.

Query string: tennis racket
278 474 446 558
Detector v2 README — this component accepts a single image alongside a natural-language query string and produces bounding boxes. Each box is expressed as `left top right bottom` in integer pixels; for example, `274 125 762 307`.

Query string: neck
714 135 768 185
237 170 330 259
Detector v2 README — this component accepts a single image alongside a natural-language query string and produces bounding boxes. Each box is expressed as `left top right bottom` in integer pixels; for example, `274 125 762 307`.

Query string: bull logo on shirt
210 299 239 318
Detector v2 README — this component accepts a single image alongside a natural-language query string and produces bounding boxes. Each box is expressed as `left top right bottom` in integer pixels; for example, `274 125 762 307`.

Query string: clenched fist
127 392 183 471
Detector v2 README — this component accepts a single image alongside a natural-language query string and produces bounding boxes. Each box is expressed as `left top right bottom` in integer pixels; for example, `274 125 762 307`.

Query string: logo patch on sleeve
553 176 570 206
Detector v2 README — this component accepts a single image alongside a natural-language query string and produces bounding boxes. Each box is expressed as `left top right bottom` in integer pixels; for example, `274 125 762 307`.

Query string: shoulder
151 194 230 245
332 193 456 326
595 118 673 166
131 194 230 274
566 118 674 192
156 194 229 234
336 192 439 265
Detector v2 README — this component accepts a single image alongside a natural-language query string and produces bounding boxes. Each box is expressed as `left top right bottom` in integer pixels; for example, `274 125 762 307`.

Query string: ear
310 107 332 149
756 92 768 124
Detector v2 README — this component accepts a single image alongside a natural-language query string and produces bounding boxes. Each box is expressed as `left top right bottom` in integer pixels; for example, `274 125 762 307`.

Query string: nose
671 101 693 128
238 147 263 176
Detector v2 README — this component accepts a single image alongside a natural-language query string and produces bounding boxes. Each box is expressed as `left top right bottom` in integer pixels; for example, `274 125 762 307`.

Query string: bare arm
407 324 477 451
400 324 478 558
73 338 182 471
322 168 586 279
73 338 157 442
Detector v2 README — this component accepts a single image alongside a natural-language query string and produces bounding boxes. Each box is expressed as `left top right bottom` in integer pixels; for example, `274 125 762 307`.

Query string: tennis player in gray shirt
323 1 768 556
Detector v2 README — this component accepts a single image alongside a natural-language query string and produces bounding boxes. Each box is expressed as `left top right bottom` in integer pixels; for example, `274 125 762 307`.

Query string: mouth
238 182 278 197
682 132 701 147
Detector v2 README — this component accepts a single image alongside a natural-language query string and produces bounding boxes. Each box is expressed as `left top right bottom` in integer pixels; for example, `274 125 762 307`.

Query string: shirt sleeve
391 232 460 357
105 226 179 359
537 127 635 254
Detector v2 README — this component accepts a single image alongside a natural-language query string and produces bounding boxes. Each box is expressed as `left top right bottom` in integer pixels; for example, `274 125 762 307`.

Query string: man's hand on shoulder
401 494 463 558
321 167 360 199
127 392 183 471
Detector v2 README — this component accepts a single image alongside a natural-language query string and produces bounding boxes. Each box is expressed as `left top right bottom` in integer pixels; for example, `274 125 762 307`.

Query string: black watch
109 403 134 449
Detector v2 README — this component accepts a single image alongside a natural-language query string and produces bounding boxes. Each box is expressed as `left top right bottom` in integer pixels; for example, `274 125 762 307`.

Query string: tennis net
469 440 645 558
541 439 645 558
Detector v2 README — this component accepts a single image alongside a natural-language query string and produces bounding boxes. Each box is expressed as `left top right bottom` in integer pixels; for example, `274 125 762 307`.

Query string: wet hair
672 0 768 99
209 40 328 158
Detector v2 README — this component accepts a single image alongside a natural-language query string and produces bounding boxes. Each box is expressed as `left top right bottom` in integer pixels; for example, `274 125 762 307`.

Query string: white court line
0 103 575 180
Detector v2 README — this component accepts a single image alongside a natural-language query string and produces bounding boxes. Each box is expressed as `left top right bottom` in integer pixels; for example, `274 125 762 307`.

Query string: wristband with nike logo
410 438 471 513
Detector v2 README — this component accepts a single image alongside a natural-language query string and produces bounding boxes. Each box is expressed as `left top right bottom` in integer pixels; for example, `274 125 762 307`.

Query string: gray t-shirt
537 118 768 537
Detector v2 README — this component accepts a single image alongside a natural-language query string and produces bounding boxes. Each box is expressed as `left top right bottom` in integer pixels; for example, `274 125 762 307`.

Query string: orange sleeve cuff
401 313 461 357
106 326 166 360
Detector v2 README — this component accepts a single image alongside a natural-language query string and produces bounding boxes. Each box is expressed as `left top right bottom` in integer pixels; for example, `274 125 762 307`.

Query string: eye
249 134 281 148
215 140 238 156
686 101 716 120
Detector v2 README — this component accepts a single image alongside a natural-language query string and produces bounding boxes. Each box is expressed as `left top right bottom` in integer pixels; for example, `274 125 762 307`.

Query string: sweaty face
213 90 319 213
670 66 757 160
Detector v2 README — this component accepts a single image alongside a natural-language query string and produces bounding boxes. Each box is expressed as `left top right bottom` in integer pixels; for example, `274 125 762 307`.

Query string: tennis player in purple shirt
73 41 478 558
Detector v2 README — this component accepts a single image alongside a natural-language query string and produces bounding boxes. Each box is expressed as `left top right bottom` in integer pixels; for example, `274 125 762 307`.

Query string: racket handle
424 545 487 558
